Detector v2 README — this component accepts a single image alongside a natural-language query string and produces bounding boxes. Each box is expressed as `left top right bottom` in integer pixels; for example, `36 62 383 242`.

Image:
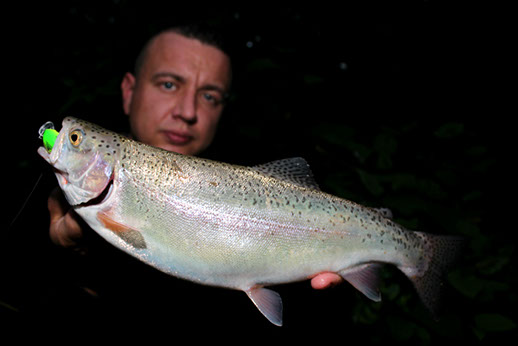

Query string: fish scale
38 117 462 326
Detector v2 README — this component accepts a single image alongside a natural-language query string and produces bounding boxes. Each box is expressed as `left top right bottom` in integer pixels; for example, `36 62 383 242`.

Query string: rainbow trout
38 117 461 326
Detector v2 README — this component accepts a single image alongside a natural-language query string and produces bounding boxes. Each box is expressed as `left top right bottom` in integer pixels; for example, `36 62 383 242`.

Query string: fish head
38 117 121 206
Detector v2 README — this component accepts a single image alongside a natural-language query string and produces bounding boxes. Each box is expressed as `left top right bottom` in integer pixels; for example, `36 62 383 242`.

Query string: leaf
448 269 509 301
387 316 419 341
311 122 354 149
475 314 517 332
356 169 384 196
303 74 324 85
389 173 446 199
246 58 280 72
382 283 400 301
434 122 464 138
476 248 512 275
352 301 380 325
448 270 485 298
373 133 397 170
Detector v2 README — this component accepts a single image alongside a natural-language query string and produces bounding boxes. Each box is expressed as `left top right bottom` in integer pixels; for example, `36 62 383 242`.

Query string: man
48 25 342 290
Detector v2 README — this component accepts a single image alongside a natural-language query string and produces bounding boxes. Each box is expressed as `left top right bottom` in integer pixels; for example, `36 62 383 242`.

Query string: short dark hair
133 23 230 77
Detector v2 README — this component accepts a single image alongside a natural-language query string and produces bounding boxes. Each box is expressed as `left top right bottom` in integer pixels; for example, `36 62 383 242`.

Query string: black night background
1 1 514 344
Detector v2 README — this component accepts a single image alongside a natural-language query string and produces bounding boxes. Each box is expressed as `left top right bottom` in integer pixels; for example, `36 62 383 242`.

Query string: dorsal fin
252 157 320 190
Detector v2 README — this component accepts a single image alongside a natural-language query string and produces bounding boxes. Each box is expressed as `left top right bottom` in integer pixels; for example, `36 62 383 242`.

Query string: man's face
122 32 231 155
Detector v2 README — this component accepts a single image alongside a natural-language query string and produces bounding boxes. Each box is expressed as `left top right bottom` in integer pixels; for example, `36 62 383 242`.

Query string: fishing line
7 121 57 230
8 172 44 230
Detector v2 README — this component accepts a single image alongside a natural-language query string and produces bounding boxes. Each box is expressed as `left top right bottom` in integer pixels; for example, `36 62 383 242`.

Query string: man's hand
48 188 84 251
311 272 344 289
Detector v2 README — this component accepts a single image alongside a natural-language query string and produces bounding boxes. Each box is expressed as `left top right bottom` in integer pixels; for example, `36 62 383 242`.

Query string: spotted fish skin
38 117 462 326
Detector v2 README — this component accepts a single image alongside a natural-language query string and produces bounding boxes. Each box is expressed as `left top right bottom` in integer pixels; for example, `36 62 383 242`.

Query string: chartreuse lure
38 121 59 153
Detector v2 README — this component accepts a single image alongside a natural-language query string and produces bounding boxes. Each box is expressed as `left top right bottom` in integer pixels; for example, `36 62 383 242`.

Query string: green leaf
356 169 384 196
246 58 280 72
373 133 397 170
382 283 400 301
303 74 324 85
476 248 512 275
387 316 417 341
311 122 354 149
352 301 380 325
434 122 464 138
448 270 485 298
475 314 516 332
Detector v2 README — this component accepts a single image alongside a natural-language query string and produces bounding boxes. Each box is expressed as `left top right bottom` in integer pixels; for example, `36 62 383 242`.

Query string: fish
38 117 462 326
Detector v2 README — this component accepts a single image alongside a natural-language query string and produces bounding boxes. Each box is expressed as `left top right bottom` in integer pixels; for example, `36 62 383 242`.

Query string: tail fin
407 233 463 318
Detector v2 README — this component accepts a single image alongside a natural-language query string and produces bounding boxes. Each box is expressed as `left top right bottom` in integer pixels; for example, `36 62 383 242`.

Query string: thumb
48 187 69 223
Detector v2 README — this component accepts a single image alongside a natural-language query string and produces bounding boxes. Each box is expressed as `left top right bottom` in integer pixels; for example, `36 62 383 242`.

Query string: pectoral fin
97 211 147 249
245 287 283 326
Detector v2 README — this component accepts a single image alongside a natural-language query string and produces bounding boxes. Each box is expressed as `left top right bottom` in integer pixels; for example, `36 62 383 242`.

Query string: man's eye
162 81 176 90
202 93 220 105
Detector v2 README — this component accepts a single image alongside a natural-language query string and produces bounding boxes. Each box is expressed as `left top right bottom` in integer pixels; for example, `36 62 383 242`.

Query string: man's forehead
143 32 231 88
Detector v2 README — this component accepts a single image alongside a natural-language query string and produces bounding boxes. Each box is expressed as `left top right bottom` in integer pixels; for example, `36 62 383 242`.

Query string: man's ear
121 72 136 115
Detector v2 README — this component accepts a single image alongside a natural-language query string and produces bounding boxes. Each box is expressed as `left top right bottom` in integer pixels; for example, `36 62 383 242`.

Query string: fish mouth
37 146 52 163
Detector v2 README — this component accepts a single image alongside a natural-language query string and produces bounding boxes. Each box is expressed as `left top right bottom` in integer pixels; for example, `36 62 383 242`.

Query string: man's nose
173 88 197 124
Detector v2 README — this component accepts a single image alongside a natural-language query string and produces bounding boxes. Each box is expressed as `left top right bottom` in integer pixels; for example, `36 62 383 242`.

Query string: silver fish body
39 117 461 326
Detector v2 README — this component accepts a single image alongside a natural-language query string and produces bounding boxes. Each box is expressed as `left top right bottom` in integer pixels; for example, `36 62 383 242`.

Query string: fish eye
69 130 83 147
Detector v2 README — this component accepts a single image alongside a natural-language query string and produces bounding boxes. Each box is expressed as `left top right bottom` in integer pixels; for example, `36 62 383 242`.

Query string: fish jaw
37 124 66 165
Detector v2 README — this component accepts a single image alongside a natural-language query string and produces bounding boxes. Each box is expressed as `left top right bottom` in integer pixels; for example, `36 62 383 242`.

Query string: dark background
2 1 514 343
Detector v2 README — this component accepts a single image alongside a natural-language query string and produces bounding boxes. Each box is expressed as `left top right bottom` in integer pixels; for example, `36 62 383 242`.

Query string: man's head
121 25 232 155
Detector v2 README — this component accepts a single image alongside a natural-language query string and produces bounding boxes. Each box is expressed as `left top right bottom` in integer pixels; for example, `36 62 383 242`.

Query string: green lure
38 121 59 152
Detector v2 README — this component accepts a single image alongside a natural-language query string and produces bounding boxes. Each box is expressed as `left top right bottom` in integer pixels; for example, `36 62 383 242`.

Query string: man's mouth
161 130 193 146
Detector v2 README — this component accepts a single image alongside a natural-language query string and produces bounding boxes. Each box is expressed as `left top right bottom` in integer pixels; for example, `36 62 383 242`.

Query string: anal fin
245 287 283 326
97 211 147 249
339 263 383 302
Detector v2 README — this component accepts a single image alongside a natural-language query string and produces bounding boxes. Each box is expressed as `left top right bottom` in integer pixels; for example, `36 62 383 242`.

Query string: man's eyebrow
151 72 185 83
200 84 227 97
